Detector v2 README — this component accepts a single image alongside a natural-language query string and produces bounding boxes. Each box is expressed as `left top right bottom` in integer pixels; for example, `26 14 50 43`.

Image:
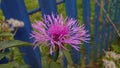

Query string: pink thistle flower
31 14 90 54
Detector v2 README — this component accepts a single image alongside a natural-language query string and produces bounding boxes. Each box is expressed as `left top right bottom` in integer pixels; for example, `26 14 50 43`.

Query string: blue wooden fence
0 0 119 68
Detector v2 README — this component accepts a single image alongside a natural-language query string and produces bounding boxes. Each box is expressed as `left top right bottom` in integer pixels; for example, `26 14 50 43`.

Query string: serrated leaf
0 32 13 37
0 40 32 50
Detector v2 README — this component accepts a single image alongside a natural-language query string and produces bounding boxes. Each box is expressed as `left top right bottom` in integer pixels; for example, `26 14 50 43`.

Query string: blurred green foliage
0 0 119 68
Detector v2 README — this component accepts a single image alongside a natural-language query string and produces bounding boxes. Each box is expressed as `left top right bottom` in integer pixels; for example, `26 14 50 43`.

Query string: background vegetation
0 0 119 68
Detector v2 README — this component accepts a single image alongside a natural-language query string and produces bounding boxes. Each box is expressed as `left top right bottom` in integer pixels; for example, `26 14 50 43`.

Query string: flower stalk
54 47 59 62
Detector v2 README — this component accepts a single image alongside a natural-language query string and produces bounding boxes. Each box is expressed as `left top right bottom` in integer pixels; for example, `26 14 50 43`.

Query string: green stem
13 27 18 36
54 48 59 62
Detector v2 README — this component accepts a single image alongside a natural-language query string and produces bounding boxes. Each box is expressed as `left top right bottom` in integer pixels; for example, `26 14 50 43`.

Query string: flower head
31 14 90 54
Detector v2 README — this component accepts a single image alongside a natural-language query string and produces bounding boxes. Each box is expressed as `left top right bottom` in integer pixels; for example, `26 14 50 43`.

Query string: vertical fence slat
112 0 119 42
38 0 68 68
118 0 120 30
62 56 67 68
65 0 77 18
82 0 91 65
38 0 57 15
100 0 108 56
38 0 58 57
118 0 120 22
65 0 80 65
94 0 100 61
38 0 67 68
105 0 114 53
1 0 42 68
103 0 108 50
113 0 119 27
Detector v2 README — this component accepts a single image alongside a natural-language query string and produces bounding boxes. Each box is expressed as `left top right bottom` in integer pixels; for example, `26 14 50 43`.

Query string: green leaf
41 45 50 56
42 56 51 68
0 61 30 68
0 32 13 37
18 64 30 68
50 62 61 68
0 62 14 68
0 53 8 60
0 40 32 50
63 50 73 65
